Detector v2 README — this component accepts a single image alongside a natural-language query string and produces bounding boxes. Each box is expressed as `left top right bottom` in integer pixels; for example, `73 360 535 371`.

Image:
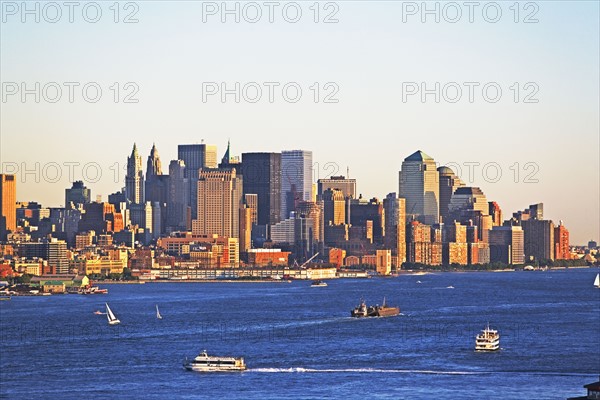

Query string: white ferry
475 324 500 351
183 350 247 372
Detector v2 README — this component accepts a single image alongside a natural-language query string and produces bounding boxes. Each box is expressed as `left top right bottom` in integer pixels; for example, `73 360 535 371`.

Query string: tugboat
183 350 247 372
475 323 500 351
350 298 400 318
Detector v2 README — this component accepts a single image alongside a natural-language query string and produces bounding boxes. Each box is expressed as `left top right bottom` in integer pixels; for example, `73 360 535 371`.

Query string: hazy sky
1 1 598 244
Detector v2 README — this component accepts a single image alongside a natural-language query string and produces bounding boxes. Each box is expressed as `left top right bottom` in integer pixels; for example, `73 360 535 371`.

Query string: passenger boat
183 350 246 372
475 324 500 351
310 280 327 287
594 273 600 288
350 298 400 318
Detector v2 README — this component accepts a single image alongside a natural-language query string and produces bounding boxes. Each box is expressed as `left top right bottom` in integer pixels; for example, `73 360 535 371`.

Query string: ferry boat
475 324 500 351
310 280 327 287
350 298 400 318
183 350 247 372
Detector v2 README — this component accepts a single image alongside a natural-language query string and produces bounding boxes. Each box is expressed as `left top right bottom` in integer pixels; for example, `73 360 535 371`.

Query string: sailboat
594 273 600 288
106 303 120 325
156 304 163 320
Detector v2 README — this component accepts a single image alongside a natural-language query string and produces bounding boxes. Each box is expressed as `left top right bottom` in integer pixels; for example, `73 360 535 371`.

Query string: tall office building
241 153 281 226
317 175 356 199
244 194 258 225
281 150 313 220
437 166 464 223
178 144 218 219
192 169 242 239
126 143 144 204
65 181 91 207
322 189 346 226
383 193 406 264
167 160 189 232
489 226 524 265
488 201 503 226
350 197 385 244
0 174 17 239
399 150 439 225
554 221 570 260
523 219 555 262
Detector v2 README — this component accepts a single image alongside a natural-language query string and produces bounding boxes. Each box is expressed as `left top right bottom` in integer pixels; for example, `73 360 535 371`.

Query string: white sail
156 305 162 319
106 303 120 325
594 273 600 288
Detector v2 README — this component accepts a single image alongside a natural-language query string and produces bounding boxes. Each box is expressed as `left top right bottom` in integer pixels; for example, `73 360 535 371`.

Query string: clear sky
1 1 598 244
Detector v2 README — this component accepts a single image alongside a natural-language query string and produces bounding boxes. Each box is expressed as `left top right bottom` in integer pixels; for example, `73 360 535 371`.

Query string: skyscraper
192 169 242 238
317 175 356 199
489 226 524 265
144 144 168 236
65 181 91 207
437 166 464 223
554 221 570 260
383 193 406 264
523 219 555 262
0 174 17 239
125 143 144 204
178 144 218 219
281 150 313 220
167 160 189 232
241 153 281 226
488 201 503 226
399 150 439 225
322 188 346 226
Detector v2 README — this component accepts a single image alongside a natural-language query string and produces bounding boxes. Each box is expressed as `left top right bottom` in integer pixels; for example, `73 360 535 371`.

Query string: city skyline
2 140 596 244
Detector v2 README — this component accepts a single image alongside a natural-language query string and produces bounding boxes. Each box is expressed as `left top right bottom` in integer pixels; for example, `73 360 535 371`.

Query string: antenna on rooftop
347 166 350 179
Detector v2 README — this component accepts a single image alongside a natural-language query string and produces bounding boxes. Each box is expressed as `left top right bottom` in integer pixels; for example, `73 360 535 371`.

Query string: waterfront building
383 193 406 264
523 219 555 262
281 150 313 220
399 150 439 225
554 221 571 260
192 169 242 239
375 249 392 275
241 152 282 225
489 226 524 265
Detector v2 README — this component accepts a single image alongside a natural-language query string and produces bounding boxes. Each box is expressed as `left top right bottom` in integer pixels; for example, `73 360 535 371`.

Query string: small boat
594 273 600 288
310 280 327 287
416 280 422 284
93 310 105 315
350 298 400 318
475 323 500 351
156 305 162 319
183 350 246 372
105 303 120 325
446 285 455 289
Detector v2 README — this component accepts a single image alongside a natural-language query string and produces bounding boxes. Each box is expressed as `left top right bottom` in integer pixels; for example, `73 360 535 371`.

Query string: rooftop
404 150 434 162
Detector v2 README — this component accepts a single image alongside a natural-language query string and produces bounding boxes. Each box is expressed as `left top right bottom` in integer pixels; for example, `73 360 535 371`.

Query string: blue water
1 269 599 399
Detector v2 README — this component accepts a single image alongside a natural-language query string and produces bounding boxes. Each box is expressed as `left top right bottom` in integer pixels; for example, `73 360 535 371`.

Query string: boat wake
249 367 479 375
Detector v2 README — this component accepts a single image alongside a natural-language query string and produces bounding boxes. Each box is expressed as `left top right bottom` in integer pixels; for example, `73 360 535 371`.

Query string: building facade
399 150 439 225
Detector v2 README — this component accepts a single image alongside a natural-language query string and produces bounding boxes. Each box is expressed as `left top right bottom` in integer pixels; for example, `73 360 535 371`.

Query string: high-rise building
322 188 346 226
78 202 122 233
167 160 189 232
489 226 524 265
448 187 492 243
241 153 281 226
244 194 258 225
145 144 169 203
65 181 91 207
178 144 218 219
443 221 468 265
125 143 144 204
0 174 17 239
295 201 324 246
437 166 464 223
350 197 385 244
192 169 242 239
523 219 555 262
317 175 356 199
399 150 439 225
281 150 313 220
239 205 253 252
23 238 69 274
488 201 503 226
554 221 570 260
383 193 406 264
129 202 153 234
